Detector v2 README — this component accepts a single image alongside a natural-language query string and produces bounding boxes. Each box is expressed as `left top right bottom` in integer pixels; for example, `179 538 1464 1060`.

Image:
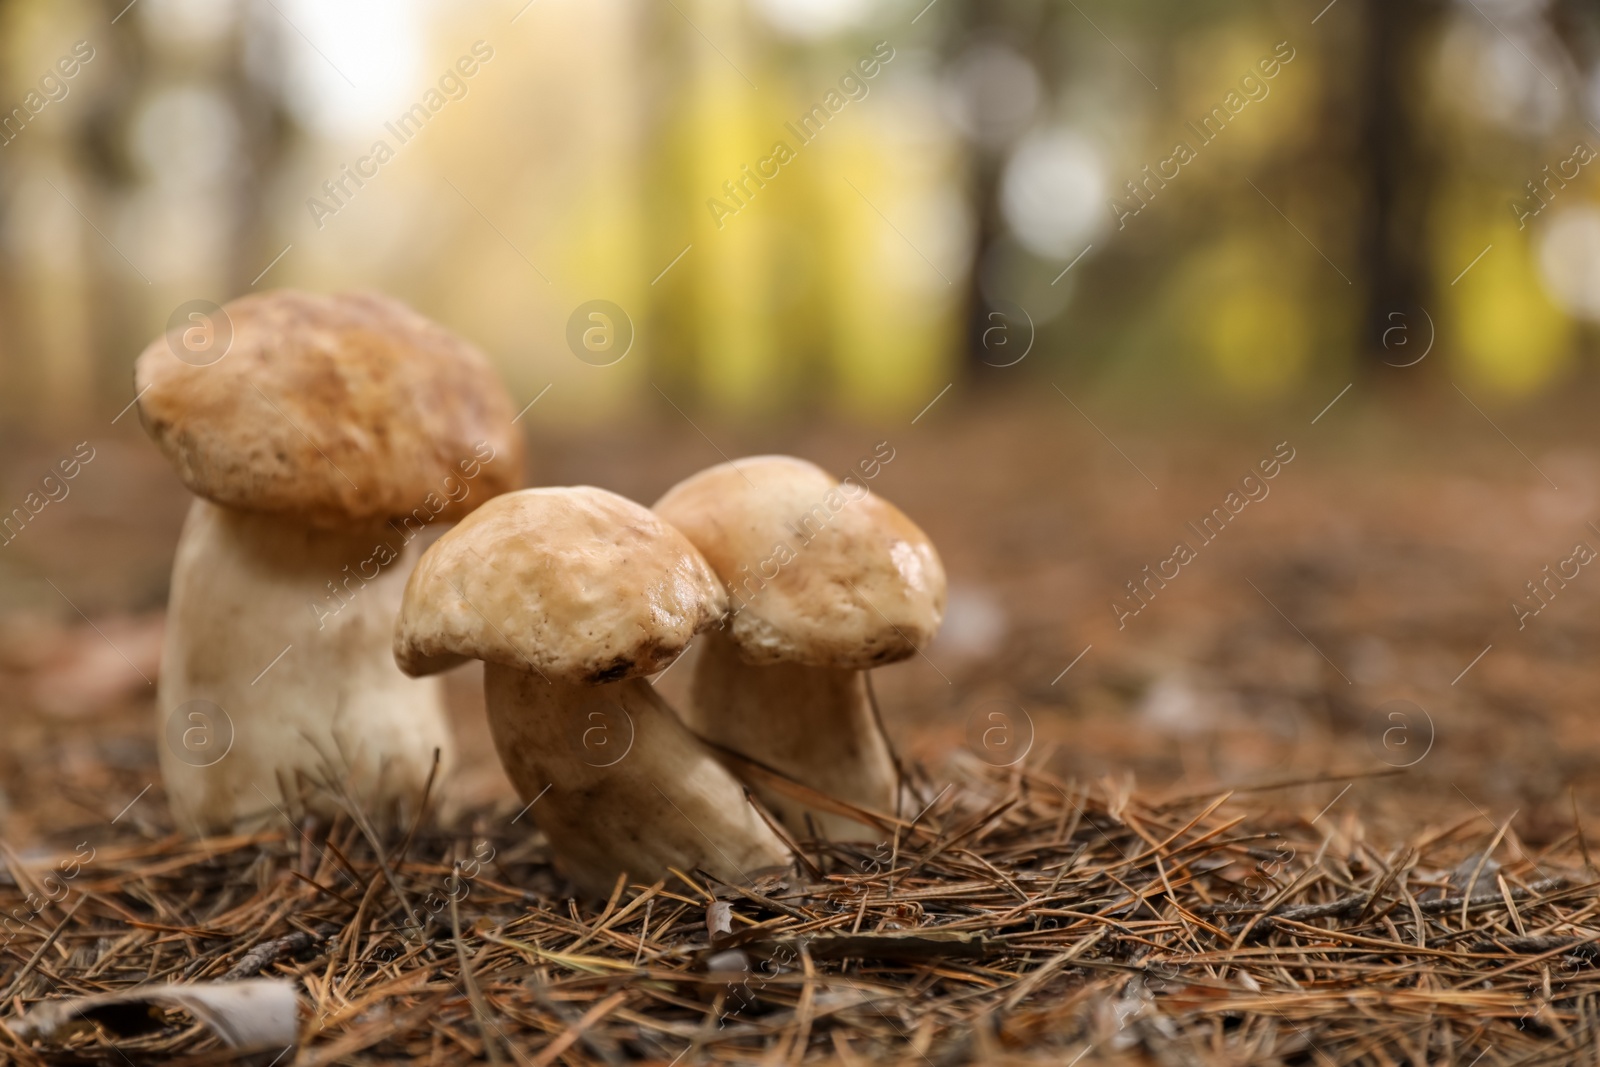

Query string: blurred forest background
3 0 1600 426
10 0 1600 835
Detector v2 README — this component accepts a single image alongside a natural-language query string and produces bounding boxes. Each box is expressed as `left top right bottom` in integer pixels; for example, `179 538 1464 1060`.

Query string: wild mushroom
394 486 794 896
654 456 946 838
134 290 523 834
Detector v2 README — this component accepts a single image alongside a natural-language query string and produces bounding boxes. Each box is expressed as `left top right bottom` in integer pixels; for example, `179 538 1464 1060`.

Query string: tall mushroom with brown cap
654 456 946 839
135 289 523 834
394 486 794 896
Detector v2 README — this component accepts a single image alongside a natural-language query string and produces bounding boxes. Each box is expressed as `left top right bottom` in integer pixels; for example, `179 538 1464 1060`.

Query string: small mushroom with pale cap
394 486 794 896
135 289 523 834
653 455 946 838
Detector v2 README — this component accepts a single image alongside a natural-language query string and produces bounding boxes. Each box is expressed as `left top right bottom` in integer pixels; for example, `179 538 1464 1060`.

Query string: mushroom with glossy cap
394 485 794 896
654 455 946 838
135 289 523 834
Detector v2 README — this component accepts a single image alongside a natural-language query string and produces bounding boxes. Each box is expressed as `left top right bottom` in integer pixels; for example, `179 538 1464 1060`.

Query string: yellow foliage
1179 238 1312 399
1445 223 1570 398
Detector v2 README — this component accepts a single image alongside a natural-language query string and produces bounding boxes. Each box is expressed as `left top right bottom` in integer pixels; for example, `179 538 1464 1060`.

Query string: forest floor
3 386 1600 1063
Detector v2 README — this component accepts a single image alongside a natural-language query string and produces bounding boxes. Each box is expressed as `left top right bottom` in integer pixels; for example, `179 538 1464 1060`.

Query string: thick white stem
484 664 792 896
687 630 900 839
158 499 451 834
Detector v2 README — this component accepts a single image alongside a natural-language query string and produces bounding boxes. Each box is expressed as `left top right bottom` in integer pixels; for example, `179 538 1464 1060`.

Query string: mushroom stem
159 499 451 834
483 663 793 896
686 630 900 839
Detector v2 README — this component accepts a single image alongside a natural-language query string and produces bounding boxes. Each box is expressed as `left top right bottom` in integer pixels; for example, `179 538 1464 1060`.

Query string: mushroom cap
653 455 946 669
135 290 523 528
395 486 729 682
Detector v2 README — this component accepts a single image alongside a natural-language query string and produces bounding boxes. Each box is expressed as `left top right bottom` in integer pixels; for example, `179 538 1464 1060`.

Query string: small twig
0 895 85 1000
452 877 507 1066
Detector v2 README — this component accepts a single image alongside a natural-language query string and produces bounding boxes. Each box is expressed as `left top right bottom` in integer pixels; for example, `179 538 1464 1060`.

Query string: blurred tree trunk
218 19 294 298
1548 0 1599 79
1356 0 1442 363
74 0 293 421
962 149 1005 375
945 1 1059 378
